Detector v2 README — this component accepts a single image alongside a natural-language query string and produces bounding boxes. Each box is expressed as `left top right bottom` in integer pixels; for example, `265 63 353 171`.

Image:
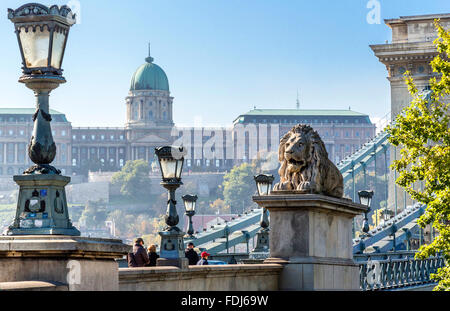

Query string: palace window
62 130 66 136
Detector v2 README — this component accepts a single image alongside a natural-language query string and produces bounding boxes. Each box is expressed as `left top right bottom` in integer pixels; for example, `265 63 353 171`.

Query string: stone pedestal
253 192 367 291
5 174 79 236
0 236 131 290
156 229 188 269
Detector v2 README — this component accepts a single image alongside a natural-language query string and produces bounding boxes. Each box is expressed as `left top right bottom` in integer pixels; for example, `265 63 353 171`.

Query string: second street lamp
182 194 198 238
358 190 374 235
252 174 274 255
154 146 188 268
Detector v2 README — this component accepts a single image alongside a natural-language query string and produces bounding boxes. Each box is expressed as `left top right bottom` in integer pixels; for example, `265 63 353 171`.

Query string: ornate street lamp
358 190 374 234
182 194 198 238
252 174 274 255
254 174 274 196
154 146 188 267
5 3 79 236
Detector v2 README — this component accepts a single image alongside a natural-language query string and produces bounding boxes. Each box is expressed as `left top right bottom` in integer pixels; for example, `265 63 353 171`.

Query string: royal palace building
0 52 376 176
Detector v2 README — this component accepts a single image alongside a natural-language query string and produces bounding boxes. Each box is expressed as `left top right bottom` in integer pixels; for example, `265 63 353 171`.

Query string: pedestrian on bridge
147 244 159 267
185 242 199 265
127 237 150 267
196 251 210 265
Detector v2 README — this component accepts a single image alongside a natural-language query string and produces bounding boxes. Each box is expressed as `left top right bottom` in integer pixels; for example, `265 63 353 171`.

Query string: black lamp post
358 190 374 235
182 194 197 238
154 146 188 268
252 174 274 255
5 3 79 236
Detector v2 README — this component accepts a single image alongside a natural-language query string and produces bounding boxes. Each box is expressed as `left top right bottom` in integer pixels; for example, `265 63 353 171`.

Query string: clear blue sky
0 0 448 127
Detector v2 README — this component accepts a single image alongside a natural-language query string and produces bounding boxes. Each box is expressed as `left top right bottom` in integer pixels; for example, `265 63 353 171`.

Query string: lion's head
274 124 343 198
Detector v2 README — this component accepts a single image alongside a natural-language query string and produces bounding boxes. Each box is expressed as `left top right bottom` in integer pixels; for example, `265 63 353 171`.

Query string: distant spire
296 90 300 110
145 42 154 63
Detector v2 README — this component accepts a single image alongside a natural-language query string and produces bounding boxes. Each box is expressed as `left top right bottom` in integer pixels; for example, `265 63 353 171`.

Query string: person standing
196 251 210 265
128 237 150 267
147 244 159 267
185 242 199 265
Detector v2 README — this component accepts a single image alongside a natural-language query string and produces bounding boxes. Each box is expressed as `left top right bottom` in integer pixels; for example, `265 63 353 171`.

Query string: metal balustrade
359 254 445 290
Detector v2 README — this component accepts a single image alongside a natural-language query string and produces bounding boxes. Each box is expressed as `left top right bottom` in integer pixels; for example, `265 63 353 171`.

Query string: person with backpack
127 237 150 267
196 251 210 265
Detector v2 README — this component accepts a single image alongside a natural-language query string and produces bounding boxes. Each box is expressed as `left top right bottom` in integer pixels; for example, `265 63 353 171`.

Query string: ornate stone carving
273 124 344 198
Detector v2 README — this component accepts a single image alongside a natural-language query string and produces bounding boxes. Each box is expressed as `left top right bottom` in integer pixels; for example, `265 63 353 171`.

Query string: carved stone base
157 229 186 268
4 174 79 236
253 193 367 291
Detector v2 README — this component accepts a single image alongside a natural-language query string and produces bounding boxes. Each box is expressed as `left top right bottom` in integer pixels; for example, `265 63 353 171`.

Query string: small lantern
155 146 186 182
8 3 76 76
358 190 374 208
182 194 198 213
358 190 374 234
183 194 198 238
254 174 274 196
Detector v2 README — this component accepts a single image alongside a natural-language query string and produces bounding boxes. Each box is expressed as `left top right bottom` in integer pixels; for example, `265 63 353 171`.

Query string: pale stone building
371 13 450 210
0 51 376 177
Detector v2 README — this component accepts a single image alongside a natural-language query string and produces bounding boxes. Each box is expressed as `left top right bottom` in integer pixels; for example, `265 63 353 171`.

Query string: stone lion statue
273 124 344 198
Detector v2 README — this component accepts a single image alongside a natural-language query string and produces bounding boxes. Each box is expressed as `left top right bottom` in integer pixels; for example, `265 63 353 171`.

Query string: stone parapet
119 264 283 291
0 236 130 290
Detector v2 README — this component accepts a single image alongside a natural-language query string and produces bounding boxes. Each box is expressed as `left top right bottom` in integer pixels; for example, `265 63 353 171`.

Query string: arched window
149 110 153 119
162 111 167 120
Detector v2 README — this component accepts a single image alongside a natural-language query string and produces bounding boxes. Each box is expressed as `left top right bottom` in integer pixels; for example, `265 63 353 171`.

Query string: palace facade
0 53 376 176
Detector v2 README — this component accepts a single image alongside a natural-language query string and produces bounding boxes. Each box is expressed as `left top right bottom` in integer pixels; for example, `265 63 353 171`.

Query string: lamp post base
4 174 79 236
252 229 269 253
157 229 187 269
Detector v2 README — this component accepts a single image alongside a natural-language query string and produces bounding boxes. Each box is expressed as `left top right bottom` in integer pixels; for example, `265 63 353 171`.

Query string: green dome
130 56 169 91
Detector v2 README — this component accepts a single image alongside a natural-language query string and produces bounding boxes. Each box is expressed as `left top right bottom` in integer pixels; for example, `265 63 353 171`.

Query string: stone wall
118 264 283 291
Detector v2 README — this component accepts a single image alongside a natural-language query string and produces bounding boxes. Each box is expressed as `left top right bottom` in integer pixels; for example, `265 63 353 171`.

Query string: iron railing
359 254 445 290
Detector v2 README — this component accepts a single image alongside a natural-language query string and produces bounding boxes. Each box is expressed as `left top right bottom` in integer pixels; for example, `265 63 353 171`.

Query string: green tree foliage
222 162 258 213
111 160 151 202
79 200 107 229
387 20 450 290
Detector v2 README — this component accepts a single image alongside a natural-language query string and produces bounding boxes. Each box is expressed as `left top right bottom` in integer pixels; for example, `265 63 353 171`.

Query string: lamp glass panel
160 158 177 179
185 201 195 212
19 26 50 68
175 159 184 179
51 30 66 69
257 182 270 195
359 196 369 207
